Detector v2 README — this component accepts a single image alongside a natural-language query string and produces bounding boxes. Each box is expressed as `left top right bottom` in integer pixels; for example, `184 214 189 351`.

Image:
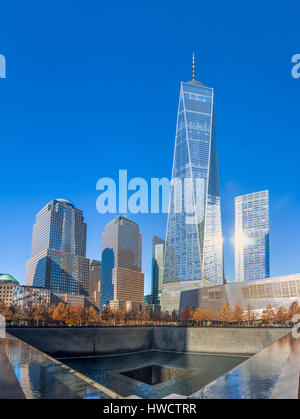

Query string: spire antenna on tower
192 53 196 81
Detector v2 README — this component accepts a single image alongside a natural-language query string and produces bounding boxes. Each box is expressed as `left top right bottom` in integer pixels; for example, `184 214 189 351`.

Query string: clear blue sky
0 0 299 294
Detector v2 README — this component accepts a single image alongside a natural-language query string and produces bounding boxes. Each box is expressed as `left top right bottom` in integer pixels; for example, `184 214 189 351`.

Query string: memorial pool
63 350 248 398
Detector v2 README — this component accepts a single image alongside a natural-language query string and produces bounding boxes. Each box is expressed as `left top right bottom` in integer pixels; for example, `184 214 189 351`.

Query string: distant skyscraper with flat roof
235 190 270 282
151 236 165 307
162 56 224 312
100 216 144 310
25 199 89 295
89 259 101 310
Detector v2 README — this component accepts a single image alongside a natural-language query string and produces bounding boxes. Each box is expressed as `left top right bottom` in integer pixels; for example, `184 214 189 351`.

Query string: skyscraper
151 236 165 307
89 259 101 310
100 215 144 310
25 199 89 295
235 190 270 282
162 56 224 312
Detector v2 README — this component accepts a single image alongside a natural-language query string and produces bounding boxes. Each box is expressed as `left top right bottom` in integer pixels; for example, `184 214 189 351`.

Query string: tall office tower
89 259 101 309
151 236 165 308
162 56 224 312
25 199 89 296
235 190 270 282
100 216 144 310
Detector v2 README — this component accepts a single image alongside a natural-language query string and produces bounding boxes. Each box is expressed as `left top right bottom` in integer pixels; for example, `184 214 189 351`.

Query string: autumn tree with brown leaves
261 304 275 324
141 310 150 323
193 307 214 326
33 303 48 326
100 305 114 324
193 307 204 325
218 302 234 323
275 306 289 324
126 308 140 324
288 301 300 321
67 305 81 325
47 305 56 321
113 309 125 325
52 302 68 325
86 306 98 324
233 304 244 324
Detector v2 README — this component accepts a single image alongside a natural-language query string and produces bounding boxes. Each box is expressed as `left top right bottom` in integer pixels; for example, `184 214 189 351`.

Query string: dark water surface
63 350 248 398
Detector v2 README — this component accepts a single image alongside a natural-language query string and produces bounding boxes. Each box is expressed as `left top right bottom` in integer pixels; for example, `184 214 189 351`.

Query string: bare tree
171 309 178 323
180 306 194 324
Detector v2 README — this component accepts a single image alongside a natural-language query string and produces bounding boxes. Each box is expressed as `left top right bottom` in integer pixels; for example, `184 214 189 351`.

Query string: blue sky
0 0 299 294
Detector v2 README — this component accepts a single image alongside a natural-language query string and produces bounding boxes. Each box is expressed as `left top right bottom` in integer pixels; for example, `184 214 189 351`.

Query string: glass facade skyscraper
235 190 270 282
89 259 101 310
25 199 89 295
162 60 224 312
100 216 144 310
151 236 165 306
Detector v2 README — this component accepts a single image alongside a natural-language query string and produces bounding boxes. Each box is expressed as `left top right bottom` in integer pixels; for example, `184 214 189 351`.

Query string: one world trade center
162 56 224 312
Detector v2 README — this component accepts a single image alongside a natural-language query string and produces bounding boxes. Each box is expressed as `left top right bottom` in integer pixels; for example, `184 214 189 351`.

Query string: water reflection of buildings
194 332 300 399
5 335 95 398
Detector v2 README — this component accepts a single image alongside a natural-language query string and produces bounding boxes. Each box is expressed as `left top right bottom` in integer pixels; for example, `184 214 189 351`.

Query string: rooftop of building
153 236 165 245
0 274 19 285
54 198 75 208
235 190 269 201
90 259 101 267
112 215 138 226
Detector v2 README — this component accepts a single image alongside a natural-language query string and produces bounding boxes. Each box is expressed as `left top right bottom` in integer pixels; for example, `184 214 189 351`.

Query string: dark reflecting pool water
62 351 248 398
